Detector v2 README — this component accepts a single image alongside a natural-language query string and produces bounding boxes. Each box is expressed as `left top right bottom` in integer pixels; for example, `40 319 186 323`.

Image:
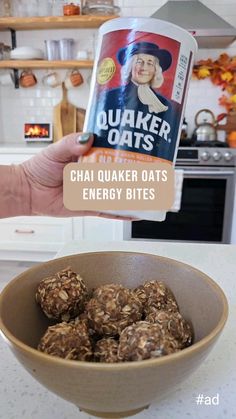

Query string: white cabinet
0 216 73 260
0 148 46 164
0 149 73 261
0 153 35 165
73 217 124 241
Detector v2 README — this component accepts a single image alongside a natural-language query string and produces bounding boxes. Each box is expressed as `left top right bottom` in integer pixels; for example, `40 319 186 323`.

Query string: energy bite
134 280 179 315
94 337 119 363
118 321 180 362
85 284 143 337
77 311 100 347
35 267 88 321
38 319 93 361
146 308 193 348
36 271 194 363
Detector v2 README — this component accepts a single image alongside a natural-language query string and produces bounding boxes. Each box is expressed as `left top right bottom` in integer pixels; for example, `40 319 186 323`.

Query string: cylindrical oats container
82 17 198 221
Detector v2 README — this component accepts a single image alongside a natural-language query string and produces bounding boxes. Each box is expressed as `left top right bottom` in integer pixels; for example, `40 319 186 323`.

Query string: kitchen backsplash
1 0 236 144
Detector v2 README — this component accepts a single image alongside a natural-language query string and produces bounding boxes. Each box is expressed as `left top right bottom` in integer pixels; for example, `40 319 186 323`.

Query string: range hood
151 0 236 48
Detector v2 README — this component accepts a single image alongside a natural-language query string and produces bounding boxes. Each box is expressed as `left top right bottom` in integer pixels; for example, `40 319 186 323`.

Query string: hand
21 133 133 220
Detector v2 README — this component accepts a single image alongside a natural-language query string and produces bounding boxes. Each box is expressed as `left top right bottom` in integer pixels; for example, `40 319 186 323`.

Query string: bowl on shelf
10 46 44 60
0 251 228 418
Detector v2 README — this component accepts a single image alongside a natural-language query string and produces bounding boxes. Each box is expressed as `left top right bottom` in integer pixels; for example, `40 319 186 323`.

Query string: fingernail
76 133 91 144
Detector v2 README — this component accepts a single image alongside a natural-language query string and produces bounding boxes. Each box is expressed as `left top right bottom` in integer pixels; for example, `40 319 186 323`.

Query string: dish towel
169 169 184 212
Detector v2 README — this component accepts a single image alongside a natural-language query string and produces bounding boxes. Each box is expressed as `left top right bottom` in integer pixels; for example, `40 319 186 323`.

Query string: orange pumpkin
227 131 236 147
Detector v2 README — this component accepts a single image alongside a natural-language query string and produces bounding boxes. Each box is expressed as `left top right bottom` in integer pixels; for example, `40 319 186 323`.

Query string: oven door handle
182 169 235 176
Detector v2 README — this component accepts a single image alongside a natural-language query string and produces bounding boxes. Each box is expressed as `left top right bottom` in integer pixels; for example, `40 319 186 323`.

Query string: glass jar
12 0 39 16
59 38 74 60
44 40 60 60
12 0 24 17
38 0 52 16
0 43 11 60
50 0 65 16
25 0 40 16
0 43 4 60
1 0 12 17
82 0 120 15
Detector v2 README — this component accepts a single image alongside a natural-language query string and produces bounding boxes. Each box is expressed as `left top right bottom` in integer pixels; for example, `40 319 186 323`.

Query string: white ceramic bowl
10 47 44 60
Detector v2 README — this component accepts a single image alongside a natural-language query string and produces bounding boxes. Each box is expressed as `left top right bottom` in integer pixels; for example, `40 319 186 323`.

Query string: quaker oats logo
97 58 116 85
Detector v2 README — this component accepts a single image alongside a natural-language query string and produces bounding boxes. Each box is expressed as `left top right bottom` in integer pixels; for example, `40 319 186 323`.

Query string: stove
192 141 227 148
176 147 236 167
179 139 227 148
132 145 236 243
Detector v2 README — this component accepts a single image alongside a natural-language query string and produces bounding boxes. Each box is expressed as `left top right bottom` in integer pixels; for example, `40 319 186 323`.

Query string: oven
125 147 236 243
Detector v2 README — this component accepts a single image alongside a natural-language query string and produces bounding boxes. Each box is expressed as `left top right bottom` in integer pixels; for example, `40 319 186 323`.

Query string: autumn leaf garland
193 53 236 112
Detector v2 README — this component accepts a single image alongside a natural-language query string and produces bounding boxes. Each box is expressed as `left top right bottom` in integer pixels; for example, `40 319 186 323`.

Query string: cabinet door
0 153 34 165
0 216 73 252
73 217 124 241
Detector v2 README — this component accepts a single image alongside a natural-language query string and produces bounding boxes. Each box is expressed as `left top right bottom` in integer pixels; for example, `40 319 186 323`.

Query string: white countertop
0 143 47 154
0 241 236 419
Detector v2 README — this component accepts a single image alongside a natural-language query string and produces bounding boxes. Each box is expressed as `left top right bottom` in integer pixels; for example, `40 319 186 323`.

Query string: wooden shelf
0 15 118 31
0 60 94 69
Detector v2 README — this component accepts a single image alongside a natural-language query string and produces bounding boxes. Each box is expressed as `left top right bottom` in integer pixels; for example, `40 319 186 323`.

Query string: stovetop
176 146 236 166
179 139 228 148
192 140 228 148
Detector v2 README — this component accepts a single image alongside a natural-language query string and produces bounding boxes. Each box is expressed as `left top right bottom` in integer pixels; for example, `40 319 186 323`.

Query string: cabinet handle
14 229 35 234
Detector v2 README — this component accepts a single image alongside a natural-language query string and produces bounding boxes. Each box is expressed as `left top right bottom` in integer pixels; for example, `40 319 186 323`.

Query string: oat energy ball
35 267 88 321
134 280 179 315
118 321 180 362
38 320 93 361
77 312 100 345
146 309 193 348
85 284 143 337
94 338 119 363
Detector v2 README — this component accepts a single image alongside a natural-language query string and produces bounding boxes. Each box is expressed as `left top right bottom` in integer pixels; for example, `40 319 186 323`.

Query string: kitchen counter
0 241 236 419
0 143 47 154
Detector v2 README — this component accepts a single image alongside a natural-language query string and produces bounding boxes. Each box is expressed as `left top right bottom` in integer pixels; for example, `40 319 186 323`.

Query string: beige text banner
63 163 174 211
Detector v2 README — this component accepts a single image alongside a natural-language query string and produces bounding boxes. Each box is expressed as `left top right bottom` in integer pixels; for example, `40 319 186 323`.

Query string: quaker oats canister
82 17 198 221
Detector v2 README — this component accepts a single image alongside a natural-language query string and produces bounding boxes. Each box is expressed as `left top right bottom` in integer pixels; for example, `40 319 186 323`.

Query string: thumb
45 132 94 163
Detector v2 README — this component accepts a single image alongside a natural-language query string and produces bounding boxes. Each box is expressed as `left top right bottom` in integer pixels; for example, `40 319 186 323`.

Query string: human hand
21 133 133 219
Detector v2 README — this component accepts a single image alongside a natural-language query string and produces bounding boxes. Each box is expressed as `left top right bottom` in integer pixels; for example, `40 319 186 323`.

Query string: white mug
76 50 89 60
42 71 61 88
0 71 14 86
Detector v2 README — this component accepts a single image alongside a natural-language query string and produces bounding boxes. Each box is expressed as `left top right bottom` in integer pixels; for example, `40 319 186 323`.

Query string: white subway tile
121 0 164 7
37 98 53 107
34 89 43 98
116 0 123 7
122 6 157 16
119 7 133 16
29 99 36 107
19 99 30 107
52 97 62 106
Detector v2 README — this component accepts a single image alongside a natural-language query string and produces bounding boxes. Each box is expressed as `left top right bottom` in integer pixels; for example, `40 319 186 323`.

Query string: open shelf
0 60 94 69
0 15 118 31
0 15 111 86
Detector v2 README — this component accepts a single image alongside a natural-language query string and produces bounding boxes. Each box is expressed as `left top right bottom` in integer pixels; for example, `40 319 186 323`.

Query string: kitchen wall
0 0 236 143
